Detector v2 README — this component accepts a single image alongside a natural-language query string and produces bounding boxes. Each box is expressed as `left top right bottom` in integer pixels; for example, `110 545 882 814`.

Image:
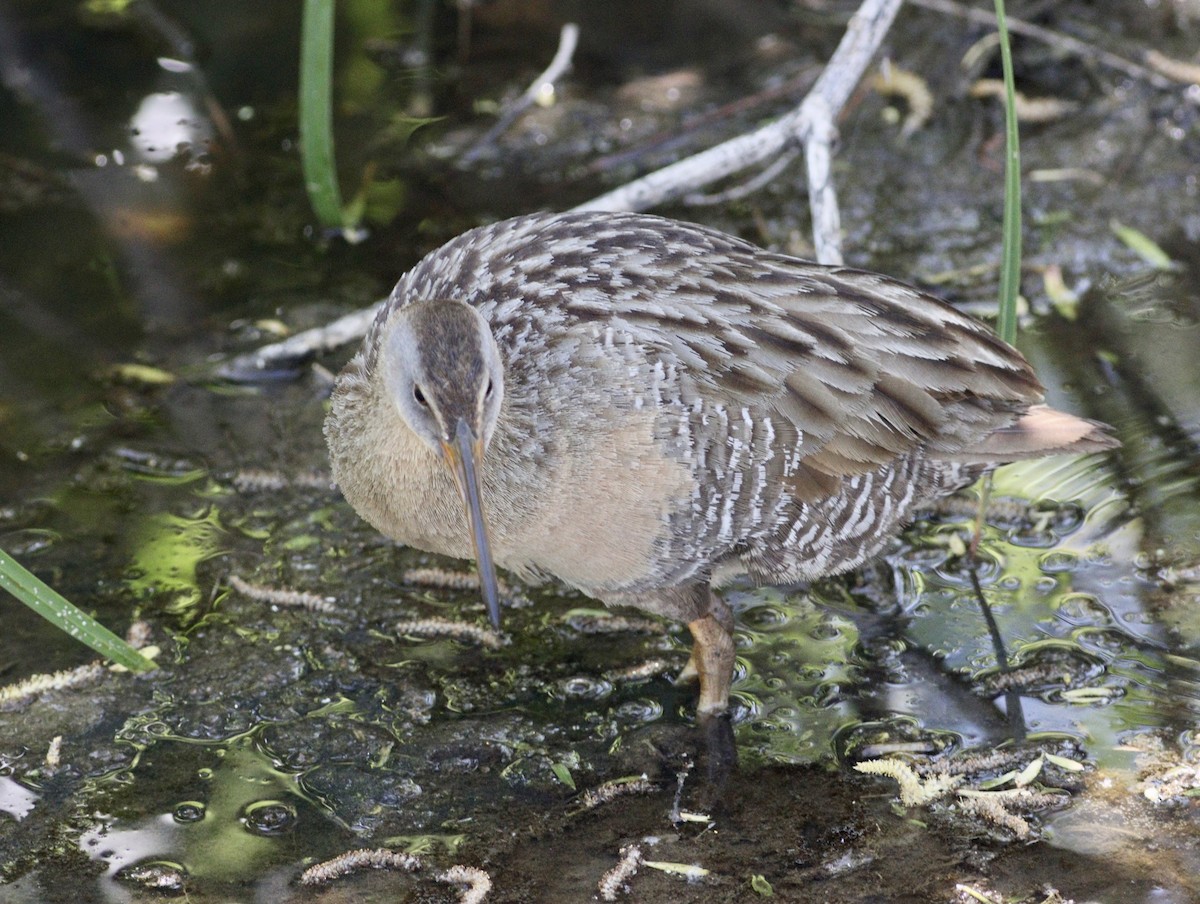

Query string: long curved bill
441 419 502 629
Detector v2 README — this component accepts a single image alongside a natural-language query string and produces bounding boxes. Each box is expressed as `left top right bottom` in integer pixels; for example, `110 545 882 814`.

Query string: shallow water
2 1 1199 902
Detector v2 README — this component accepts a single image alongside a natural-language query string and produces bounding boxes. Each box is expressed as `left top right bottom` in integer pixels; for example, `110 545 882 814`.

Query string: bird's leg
605 583 736 715
675 588 736 716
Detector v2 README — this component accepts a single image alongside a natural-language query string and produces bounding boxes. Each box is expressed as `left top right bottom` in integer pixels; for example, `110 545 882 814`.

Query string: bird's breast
488 404 697 594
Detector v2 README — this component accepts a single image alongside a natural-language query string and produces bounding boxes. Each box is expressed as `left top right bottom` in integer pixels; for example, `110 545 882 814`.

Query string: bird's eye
413 385 428 407
484 378 494 400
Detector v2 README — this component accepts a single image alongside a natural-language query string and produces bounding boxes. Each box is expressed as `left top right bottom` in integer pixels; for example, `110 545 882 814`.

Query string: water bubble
172 801 205 823
553 675 613 702
614 699 663 723
1040 551 1079 574
808 620 842 640
1057 594 1109 625
241 800 297 836
742 605 790 629
933 547 1002 586
1074 628 1129 655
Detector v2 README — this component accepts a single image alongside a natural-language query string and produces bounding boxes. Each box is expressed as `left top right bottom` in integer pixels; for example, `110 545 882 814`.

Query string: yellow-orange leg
678 613 736 715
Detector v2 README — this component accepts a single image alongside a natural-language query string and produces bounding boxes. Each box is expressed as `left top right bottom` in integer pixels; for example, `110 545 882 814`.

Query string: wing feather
382 211 1080 483
543 216 1045 478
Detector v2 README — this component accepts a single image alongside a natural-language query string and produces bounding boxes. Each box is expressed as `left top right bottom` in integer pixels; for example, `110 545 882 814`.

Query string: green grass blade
300 0 345 228
0 548 157 673
974 1 1024 547
993 0 1021 345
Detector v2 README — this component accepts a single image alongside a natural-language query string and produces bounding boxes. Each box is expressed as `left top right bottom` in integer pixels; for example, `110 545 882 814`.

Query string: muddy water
2 1 1199 902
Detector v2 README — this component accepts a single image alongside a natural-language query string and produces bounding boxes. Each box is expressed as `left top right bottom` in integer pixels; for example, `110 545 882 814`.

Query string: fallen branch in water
219 0 901 379
459 23 580 164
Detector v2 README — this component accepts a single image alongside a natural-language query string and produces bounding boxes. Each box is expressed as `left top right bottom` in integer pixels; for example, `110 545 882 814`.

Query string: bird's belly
492 416 698 596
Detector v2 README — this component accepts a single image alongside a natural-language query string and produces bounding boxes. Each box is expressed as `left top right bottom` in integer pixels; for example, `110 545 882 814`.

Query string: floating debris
1144 49 1200 84
116 861 188 892
0 662 105 710
566 610 668 635
403 567 491 591
44 735 62 769
956 788 1068 839
574 776 657 813
227 575 338 613
854 758 963 806
395 617 507 650
604 658 674 683
125 619 153 649
955 883 1002 904
920 746 1039 778
977 648 1105 698
300 848 422 886
1140 763 1200 803
969 79 1080 121
437 865 492 904
750 873 774 896
1044 753 1086 773
1132 735 1200 804
105 362 177 386
1110 220 1175 270
915 494 1063 527
598 844 643 901
402 567 529 607
871 60 933 137
643 860 710 879
857 740 942 758
231 468 334 493
1059 685 1121 704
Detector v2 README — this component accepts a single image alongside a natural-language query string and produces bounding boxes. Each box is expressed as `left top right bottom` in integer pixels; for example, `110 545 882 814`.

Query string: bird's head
381 299 506 627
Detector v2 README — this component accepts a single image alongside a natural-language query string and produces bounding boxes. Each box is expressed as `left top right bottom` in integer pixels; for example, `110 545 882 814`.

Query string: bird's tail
947 404 1119 464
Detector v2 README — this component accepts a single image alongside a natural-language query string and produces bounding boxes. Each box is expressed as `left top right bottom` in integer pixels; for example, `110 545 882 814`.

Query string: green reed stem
300 0 345 228
993 0 1021 345
0 548 156 673
974 1 1024 548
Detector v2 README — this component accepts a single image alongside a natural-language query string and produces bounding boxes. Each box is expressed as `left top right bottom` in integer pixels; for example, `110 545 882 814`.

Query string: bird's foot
685 613 736 716
674 653 699 686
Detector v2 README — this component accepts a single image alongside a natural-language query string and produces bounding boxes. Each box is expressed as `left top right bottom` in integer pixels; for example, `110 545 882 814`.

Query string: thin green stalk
993 0 1021 345
0 549 156 673
974 1 1023 551
300 0 345 228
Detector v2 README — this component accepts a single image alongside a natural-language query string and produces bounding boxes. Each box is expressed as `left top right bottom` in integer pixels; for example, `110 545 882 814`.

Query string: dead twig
1143 49 1200 85
222 0 900 377
459 23 580 164
218 301 382 380
584 67 820 177
682 147 801 207
577 0 904 268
